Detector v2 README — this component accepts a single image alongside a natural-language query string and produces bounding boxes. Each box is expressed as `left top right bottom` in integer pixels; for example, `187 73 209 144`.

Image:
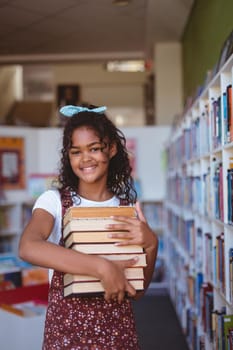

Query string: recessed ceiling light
106 60 145 72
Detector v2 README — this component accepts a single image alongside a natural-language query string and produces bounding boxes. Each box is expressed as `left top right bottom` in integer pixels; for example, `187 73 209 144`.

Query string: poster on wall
57 84 80 108
57 84 81 126
0 137 25 190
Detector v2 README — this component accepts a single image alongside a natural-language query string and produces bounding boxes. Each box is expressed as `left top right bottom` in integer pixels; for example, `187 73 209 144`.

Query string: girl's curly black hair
57 106 137 205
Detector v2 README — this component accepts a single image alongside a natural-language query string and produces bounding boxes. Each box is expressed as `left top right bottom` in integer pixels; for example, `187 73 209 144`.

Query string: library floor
132 287 189 350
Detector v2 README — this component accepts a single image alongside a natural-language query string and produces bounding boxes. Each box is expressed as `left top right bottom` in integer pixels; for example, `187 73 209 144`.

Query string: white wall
0 66 23 123
122 126 170 200
155 42 183 125
1 125 170 202
52 63 146 126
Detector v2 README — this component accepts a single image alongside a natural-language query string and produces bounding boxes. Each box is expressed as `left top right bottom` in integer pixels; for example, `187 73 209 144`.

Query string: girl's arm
19 208 138 303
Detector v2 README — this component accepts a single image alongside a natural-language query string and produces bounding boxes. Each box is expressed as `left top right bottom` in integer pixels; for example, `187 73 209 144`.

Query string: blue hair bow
60 105 107 117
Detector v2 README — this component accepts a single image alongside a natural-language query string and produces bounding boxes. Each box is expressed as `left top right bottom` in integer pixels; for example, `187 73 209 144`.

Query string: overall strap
60 188 73 217
119 198 130 206
59 188 73 245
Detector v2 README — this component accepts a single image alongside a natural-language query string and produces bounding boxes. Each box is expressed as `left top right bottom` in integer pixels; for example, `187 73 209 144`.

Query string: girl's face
68 126 116 185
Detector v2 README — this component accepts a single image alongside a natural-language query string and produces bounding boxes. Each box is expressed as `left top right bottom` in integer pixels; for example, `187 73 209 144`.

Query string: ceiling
0 0 194 64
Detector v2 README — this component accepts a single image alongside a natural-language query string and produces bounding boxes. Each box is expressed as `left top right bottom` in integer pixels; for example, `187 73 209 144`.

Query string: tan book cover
63 218 129 239
64 231 128 248
63 206 137 226
64 279 144 297
99 253 147 267
64 267 144 284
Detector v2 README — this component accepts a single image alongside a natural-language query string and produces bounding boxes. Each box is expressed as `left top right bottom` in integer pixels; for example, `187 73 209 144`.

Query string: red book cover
227 85 233 141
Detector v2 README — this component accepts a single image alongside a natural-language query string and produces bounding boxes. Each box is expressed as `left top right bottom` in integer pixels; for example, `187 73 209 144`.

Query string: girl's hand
106 201 157 250
98 256 139 303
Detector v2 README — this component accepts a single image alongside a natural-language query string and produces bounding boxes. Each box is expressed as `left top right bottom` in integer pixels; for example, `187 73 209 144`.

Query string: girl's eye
90 147 102 152
70 150 81 156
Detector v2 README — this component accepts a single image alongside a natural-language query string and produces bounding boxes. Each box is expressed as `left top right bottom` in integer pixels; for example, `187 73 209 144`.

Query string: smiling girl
19 105 158 350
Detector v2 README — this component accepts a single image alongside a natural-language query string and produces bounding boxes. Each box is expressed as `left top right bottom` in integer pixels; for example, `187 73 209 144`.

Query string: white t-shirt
33 189 120 281
33 189 121 244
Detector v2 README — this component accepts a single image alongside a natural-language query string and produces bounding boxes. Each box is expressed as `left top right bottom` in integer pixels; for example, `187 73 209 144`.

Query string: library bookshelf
164 54 233 349
141 200 167 289
0 199 34 255
0 199 49 350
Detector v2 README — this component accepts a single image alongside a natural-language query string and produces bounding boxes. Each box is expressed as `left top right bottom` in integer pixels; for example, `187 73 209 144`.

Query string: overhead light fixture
106 60 145 72
112 0 131 6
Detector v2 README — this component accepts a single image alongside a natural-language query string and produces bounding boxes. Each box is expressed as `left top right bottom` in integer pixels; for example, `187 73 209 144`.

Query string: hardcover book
63 219 128 238
65 230 127 247
70 243 144 255
64 267 144 284
99 253 147 267
64 279 144 297
63 206 137 227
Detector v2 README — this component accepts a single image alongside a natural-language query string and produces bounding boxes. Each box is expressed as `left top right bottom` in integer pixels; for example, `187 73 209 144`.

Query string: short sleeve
33 189 62 245
33 189 61 219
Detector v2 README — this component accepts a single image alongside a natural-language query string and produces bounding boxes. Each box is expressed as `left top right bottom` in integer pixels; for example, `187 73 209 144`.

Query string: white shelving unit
0 198 35 255
141 200 167 290
0 200 22 254
164 54 233 349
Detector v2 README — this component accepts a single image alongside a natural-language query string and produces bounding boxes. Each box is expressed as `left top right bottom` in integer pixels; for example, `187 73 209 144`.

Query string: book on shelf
141 201 163 231
0 253 49 290
228 329 233 350
212 307 226 350
21 266 49 286
200 283 213 334
204 233 213 282
223 314 233 350
0 253 22 291
64 279 144 297
215 233 225 294
63 206 145 297
229 248 233 303
0 270 22 291
0 253 20 271
0 300 47 317
227 84 233 142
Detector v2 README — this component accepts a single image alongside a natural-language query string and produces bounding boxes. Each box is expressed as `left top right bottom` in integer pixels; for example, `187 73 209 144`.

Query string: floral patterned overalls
42 191 140 350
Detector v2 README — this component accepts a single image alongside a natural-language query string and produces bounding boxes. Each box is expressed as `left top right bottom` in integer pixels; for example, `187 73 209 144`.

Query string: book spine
64 267 144 284
71 243 143 255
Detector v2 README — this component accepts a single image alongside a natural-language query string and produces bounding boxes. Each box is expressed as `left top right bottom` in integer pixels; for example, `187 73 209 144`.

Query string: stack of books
63 206 146 297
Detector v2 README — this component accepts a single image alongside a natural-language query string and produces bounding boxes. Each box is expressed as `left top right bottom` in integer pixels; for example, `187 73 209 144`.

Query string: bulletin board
0 137 25 189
